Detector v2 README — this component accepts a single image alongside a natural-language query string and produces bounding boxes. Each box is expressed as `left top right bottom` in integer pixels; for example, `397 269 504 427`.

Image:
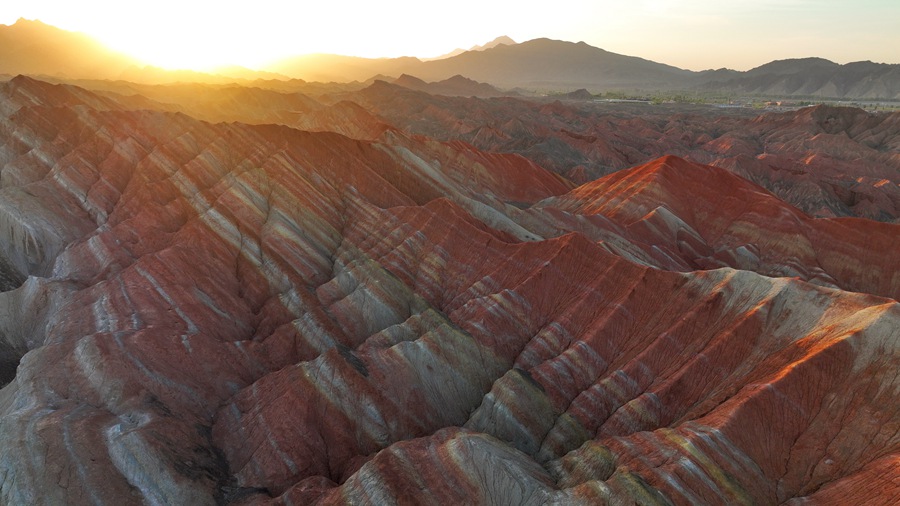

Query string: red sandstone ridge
0 77 897 505
346 83 900 222
534 155 900 299
45 76 899 222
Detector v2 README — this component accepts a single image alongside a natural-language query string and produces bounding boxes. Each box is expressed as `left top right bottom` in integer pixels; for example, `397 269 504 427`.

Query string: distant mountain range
0 18 136 79
423 35 517 61
391 74 506 97
2 18 899 99
268 38 692 90
695 58 900 99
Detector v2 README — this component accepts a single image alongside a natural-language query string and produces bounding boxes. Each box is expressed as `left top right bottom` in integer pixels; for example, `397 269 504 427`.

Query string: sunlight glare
4 0 899 72
79 4 283 70
2 0 574 71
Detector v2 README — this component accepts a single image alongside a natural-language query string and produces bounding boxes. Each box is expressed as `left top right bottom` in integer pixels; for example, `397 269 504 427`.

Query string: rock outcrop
0 76 897 505
46 75 900 223
348 83 900 222
533 155 900 299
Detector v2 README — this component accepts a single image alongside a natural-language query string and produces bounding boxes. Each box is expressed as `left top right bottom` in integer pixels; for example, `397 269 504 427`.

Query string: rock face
0 76 898 505
348 82 900 222
54 76 900 223
534 155 900 299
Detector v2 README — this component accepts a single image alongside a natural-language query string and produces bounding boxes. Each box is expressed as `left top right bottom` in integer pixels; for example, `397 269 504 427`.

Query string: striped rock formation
0 76 898 505
347 82 900 222
58 77 900 222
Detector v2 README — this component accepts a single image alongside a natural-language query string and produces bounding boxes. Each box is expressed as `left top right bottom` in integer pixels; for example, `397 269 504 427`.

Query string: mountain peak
394 73 428 87
426 36 518 61
5 17 48 30
474 36 516 50
749 57 839 74
391 73 503 97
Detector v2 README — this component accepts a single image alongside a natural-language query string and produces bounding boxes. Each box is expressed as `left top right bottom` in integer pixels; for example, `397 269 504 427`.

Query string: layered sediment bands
348 82 900 222
64 77 900 222
0 77 569 504
534 155 900 299
215 202 899 504
0 77 897 505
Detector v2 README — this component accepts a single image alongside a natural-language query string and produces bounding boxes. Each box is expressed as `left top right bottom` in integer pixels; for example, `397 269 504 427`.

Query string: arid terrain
53 75 900 223
0 70 897 505
0 16 899 506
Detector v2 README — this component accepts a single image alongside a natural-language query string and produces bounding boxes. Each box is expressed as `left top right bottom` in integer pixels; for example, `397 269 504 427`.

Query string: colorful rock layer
0 76 898 505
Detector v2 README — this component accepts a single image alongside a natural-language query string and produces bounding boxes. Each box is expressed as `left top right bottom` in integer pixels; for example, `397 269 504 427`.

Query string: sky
1 0 898 72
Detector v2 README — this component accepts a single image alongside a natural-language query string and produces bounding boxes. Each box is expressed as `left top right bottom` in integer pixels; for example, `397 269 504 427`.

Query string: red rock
538 155 900 299
0 77 897 506
348 83 900 222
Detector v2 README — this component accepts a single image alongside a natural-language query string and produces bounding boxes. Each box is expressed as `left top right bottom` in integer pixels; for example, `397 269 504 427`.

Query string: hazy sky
2 0 898 71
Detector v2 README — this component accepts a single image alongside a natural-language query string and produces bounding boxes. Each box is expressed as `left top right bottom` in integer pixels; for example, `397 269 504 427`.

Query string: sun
2 1 301 71
99 30 262 71
77 6 285 71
